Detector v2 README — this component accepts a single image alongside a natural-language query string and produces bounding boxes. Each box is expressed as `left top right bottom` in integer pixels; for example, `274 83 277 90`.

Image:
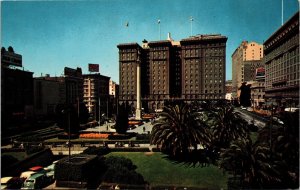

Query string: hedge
55 154 99 182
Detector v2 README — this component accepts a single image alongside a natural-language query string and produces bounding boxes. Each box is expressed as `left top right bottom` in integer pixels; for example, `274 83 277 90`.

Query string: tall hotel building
232 41 264 99
264 11 299 107
118 34 227 111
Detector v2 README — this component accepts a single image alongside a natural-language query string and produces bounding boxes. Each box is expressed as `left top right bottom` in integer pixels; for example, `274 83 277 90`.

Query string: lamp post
62 107 71 162
269 103 274 159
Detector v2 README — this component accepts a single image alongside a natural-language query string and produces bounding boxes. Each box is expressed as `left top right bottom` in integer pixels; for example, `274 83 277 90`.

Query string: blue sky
2 0 299 82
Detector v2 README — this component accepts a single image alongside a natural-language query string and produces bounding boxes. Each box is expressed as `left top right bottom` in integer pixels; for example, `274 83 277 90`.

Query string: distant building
232 41 264 100
118 33 227 112
264 11 299 107
33 67 84 118
83 73 110 120
225 80 233 101
247 79 265 107
1 47 34 129
63 67 84 104
34 76 65 117
109 80 117 97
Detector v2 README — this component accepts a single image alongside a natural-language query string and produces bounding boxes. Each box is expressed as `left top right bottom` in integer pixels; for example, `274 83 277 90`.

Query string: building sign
255 67 265 79
1 51 22 67
88 63 99 72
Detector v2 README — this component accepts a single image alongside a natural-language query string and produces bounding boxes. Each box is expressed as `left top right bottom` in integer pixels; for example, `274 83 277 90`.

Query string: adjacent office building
232 41 264 99
264 11 299 107
1 47 34 128
118 33 227 111
83 73 110 120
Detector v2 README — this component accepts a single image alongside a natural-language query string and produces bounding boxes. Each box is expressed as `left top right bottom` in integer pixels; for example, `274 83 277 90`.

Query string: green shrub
136 134 150 141
82 146 111 156
25 145 45 155
103 156 145 185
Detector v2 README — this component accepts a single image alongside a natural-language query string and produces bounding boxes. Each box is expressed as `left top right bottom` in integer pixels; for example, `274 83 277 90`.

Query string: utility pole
99 96 101 125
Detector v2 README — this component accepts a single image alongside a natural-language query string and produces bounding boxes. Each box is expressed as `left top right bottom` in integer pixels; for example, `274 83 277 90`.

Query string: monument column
135 50 142 120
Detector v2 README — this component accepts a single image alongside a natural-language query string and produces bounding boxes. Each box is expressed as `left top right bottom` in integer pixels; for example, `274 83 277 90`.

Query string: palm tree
150 103 211 157
207 106 249 150
258 111 299 188
219 138 280 189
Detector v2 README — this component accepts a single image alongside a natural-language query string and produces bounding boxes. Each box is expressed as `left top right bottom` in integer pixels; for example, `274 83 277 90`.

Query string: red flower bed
79 133 109 139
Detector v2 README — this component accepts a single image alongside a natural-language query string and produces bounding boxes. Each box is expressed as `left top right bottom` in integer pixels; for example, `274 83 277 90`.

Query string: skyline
2 0 299 83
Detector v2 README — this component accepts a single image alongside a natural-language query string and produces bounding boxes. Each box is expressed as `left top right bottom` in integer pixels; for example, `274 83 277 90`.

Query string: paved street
82 119 155 134
234 108 268 128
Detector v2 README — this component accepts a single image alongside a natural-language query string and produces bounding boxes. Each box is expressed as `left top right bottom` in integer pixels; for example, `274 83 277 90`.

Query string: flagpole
281 0 283 26
158 19 161 40
190 16 193 36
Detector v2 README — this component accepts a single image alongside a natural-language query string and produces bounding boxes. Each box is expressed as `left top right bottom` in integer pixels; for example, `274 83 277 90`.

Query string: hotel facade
118 34 227 111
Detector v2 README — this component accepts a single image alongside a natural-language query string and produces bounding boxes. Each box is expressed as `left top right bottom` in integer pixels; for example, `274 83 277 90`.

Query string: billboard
255 67 265 79
88 63 99 72
1 52 22 67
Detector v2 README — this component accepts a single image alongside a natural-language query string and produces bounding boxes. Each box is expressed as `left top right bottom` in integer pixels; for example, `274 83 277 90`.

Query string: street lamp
62 108 71 162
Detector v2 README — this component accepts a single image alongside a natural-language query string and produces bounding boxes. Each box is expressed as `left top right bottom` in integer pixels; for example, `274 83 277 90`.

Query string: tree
55 104 80 134
257 110 299 188
78 102 89 124
207 106 249 151
150 103 211 157
219 138 280 189
239 82 251 107
115 103 129 134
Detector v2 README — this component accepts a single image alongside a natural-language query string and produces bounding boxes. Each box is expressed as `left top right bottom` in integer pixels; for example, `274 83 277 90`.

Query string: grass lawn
107 152 228 189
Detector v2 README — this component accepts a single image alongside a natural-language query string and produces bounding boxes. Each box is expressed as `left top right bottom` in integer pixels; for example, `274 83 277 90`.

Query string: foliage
55 104 80 134
103 156 145 185
219 138 280 189
78 102 90 124
82 146 111 156
136 134 150 141
207 106 250 150
150 103 211 157
239 82 251 107
25 145 45 155
257 110 299 188
115 103 129 134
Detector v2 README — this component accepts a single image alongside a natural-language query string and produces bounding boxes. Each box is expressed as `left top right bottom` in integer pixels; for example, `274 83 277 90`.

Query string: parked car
20 171 37 180
21 173 48 189
1 177 23 189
